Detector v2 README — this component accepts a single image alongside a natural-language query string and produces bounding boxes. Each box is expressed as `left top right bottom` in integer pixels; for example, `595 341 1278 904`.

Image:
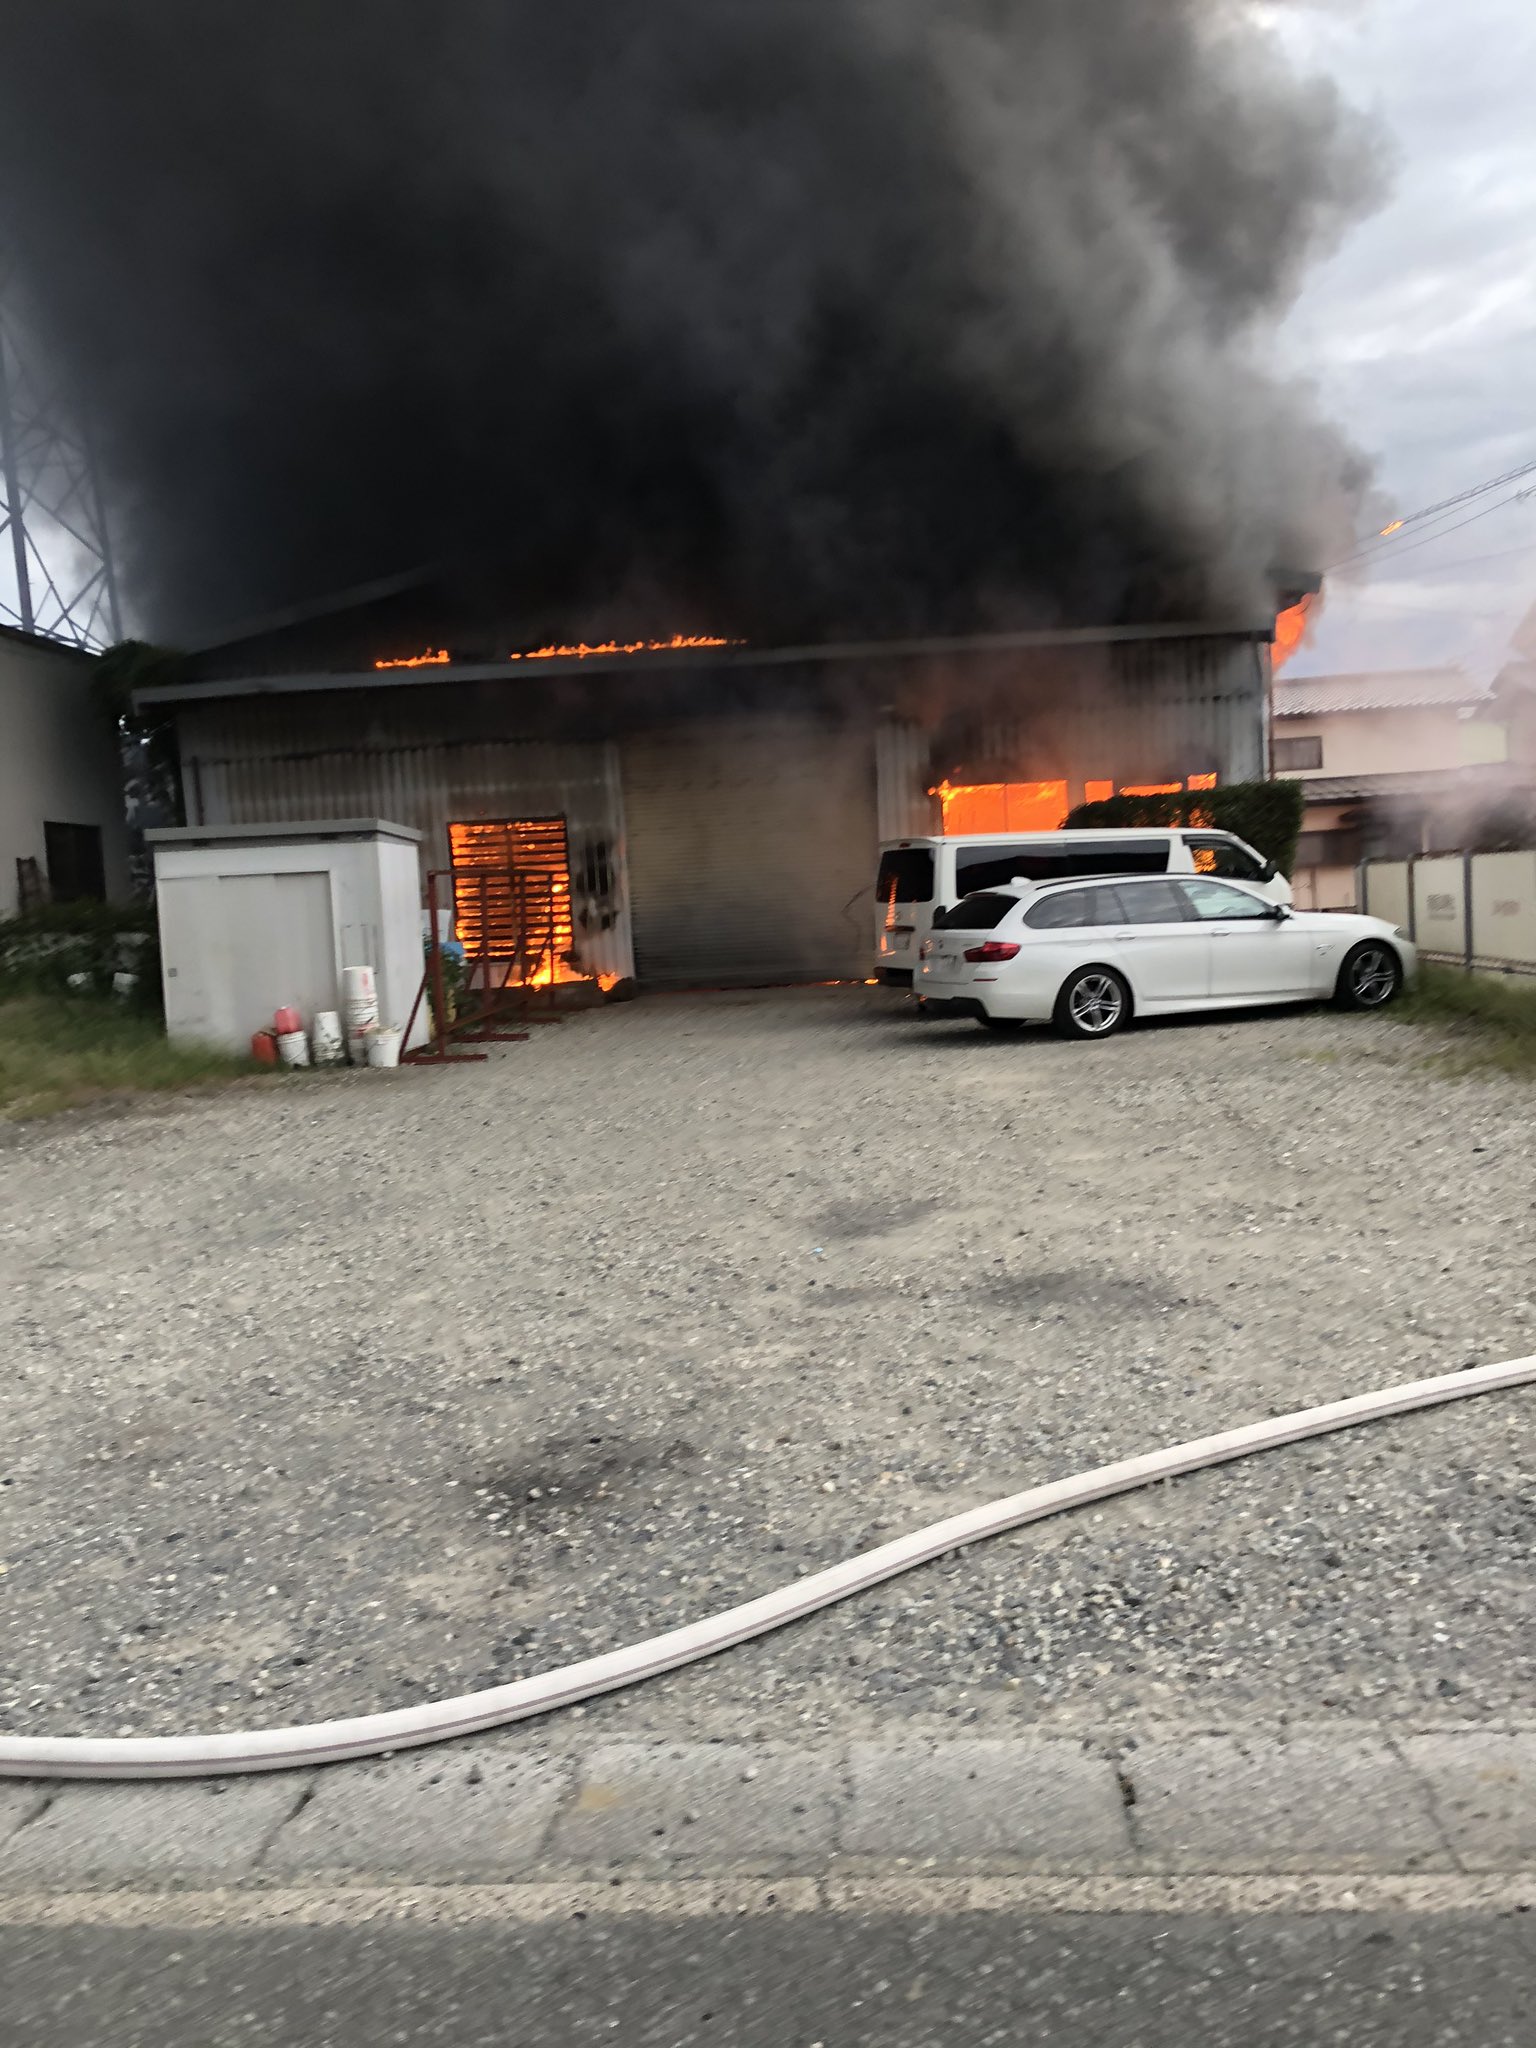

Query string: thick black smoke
0 4 1380 644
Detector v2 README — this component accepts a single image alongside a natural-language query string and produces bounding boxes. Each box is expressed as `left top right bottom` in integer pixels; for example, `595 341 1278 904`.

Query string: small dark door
44 821 107 903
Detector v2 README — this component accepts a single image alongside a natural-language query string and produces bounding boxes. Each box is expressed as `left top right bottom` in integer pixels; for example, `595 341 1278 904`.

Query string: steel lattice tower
0 259 122 651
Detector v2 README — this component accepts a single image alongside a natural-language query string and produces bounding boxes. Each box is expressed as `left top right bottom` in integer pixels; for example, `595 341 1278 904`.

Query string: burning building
135 581 1296 989
12 6 1371 983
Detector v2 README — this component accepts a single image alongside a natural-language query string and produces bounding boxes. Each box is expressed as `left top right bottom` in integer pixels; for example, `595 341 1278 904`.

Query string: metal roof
1273 668 1485 716
135 620 1272 710
1284 765 1522 804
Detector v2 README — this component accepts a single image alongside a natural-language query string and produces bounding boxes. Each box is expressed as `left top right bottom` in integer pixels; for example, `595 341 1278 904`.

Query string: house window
1274 734 1323 772
43 821 106 903
1294 829 1360 870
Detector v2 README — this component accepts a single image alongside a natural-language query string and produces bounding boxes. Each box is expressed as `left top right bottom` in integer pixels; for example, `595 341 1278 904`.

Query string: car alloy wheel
1066 970 1125 1036
1344 942 1400 1009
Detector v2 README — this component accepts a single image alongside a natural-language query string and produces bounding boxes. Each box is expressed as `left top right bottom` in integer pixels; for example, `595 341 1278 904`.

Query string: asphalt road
4 1901 1532 2047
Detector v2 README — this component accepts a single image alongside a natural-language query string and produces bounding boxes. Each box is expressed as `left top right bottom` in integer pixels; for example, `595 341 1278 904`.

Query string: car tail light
962 940 1021 963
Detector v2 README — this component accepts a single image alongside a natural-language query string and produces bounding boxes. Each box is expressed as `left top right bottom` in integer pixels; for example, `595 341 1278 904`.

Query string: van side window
955 839 1168 893
1184 835 1265 881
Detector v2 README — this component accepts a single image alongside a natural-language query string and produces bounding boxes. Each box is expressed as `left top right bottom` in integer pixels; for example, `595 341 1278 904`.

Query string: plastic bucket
276 1030 311 1068
342 965 379 1065
310 1011 345 1065
365 1025 403 1069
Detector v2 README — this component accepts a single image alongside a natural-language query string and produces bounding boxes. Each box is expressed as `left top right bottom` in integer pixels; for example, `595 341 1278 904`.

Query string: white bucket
310 1011 345 1065
365 1025 403 1069
342 967 380 1065
276 1030 311 1068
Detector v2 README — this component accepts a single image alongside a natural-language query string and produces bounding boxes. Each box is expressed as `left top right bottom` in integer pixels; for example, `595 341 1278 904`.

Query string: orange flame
931 779 1069 834
509 633 740 662
375 648 451 670
1271 597 1313 672
1379 519 1405 537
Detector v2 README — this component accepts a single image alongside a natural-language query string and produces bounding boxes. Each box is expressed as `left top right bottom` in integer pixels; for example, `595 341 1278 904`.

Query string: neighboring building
1491 599 1536 773
1272 667 1530 910
0 623 131 915
135 591 1284 988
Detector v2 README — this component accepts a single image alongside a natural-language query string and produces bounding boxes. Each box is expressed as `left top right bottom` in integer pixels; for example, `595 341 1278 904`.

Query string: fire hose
1 1353 1531 1781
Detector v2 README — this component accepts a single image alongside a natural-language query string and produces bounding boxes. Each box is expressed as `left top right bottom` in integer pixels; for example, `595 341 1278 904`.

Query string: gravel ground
2 987 1533 1742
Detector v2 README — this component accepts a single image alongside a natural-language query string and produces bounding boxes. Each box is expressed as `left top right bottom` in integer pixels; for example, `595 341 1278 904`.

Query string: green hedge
1063 779 1305 876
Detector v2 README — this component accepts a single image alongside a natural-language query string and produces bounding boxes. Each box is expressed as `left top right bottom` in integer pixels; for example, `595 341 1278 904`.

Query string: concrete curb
1 1727 1531 1893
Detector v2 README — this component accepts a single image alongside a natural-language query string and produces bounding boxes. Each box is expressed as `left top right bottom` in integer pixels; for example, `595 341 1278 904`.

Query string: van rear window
877 848 935 904
955 839 1168 893
933 892 1018 931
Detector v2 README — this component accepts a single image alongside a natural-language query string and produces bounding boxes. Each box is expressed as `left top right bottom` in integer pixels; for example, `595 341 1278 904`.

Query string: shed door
159 870 336 1048
621 715 876 985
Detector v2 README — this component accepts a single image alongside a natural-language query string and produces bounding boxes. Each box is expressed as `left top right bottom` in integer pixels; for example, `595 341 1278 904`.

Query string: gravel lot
2 987 1533 1743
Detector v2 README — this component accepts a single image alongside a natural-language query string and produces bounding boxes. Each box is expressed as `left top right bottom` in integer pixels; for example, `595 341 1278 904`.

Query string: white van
875 828 1291 985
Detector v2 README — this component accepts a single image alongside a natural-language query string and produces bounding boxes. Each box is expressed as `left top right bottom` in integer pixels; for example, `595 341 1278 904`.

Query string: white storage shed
147 819 428 1053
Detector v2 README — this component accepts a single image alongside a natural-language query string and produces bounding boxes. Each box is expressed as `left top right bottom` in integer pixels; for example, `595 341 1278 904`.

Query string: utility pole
0 250 123 651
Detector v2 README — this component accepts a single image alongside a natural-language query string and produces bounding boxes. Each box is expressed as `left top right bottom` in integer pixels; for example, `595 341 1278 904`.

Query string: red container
273 1005 303 1036
251 1029 280 1066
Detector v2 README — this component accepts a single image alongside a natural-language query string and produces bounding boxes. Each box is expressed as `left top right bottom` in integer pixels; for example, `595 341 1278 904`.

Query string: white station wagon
917 872 1416 1040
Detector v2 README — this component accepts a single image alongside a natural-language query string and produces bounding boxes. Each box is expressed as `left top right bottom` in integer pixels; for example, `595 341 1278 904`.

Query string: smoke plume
0 4 1382 644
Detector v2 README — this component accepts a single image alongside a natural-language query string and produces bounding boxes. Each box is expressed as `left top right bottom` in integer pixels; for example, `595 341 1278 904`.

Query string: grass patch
0 996 265 1120
1397 963 1536 1076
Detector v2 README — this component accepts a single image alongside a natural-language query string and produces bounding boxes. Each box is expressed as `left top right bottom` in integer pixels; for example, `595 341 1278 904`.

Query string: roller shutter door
622 715 876 985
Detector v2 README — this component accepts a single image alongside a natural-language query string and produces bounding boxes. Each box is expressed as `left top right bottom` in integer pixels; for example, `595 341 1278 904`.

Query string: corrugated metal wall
873 635 1266 828
876 721 940 839
936 637 1264 792
180 704 635 984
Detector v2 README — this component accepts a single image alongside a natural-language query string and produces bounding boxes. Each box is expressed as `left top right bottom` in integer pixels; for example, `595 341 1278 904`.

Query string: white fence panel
1469 850 1536 972
1362 851 1536 977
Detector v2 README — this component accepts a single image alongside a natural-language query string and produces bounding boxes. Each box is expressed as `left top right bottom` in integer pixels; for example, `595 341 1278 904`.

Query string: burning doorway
448 817 586 989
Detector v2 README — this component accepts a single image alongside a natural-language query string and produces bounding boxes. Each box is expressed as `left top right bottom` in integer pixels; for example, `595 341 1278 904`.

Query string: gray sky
1268 0 1536 679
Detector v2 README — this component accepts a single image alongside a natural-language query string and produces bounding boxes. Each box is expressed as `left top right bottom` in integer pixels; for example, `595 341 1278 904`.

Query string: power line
1329 455 1536 572
1328 483 1536 573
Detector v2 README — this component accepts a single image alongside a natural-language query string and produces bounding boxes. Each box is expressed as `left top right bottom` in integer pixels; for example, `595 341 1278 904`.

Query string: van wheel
979 1015 1025 1034
1333 941 1402 1011
1053 966 1131 1040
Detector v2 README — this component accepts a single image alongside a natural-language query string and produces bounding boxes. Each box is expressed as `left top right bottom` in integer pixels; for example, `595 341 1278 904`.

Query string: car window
1023 887 1094 929
1184 834 1266 881
1113 878 1197 925
933 891 1018 931
956 838 1168 893
1177 878 1274 921
876 847 935 904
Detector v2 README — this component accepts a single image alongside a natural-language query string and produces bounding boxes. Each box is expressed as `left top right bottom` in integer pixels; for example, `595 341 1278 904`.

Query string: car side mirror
1257 858 1277 882
1264 903 1290 921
